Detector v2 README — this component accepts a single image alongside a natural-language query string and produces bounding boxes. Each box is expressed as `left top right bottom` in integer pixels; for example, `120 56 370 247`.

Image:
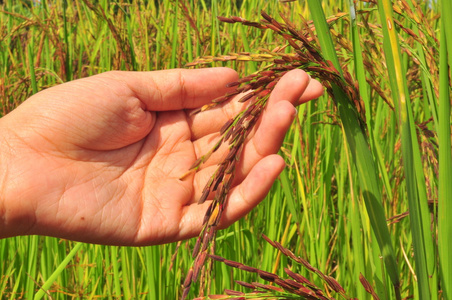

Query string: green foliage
0 0 448 299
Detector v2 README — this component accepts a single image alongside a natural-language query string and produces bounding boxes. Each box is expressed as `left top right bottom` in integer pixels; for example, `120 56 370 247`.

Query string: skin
0 67 323 246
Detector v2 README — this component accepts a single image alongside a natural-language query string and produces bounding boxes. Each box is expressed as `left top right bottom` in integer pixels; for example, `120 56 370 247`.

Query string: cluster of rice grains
192 234 371 300
181 11 363 300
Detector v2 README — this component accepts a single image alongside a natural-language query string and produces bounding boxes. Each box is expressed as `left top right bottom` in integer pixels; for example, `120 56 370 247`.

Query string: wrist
0 116 35 239
0 119 13 238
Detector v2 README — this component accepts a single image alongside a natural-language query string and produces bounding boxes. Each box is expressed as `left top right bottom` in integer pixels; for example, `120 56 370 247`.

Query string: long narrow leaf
375 0 435 298
306 0 401 295
438 9 452 299
34 242 83 300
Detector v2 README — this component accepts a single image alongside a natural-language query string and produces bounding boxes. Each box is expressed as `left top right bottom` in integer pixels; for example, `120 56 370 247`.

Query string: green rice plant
0 0 448 299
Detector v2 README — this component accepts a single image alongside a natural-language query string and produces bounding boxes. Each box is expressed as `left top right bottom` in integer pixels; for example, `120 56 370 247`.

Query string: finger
190 70 312 177
187 99 294 207
217 154 285 228
187 94 249 140
299 78 324 103
233 100 296 181
188 69 322 140
267 69 312 108
102 68 239 111
219 71 322 183
178 154 285 239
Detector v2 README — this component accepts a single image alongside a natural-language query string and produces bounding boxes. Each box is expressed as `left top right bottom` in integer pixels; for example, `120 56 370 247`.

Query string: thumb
7 68 239 151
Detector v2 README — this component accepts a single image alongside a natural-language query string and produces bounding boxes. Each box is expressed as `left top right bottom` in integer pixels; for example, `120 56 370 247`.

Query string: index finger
104 68 239 111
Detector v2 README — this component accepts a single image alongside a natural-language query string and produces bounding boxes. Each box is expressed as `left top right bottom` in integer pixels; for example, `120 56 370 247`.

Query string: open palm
0 68 322 245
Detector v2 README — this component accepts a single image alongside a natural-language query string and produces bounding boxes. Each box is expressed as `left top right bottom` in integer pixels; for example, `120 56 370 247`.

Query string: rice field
0 0 451 299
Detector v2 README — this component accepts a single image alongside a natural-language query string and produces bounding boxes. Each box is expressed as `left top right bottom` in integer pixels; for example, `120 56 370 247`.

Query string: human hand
0 68 323 246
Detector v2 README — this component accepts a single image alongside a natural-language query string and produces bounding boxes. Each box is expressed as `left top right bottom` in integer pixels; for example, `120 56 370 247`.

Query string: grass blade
27 36 38 95
438 7 452 298
34 242 83 300
170 0 179 69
